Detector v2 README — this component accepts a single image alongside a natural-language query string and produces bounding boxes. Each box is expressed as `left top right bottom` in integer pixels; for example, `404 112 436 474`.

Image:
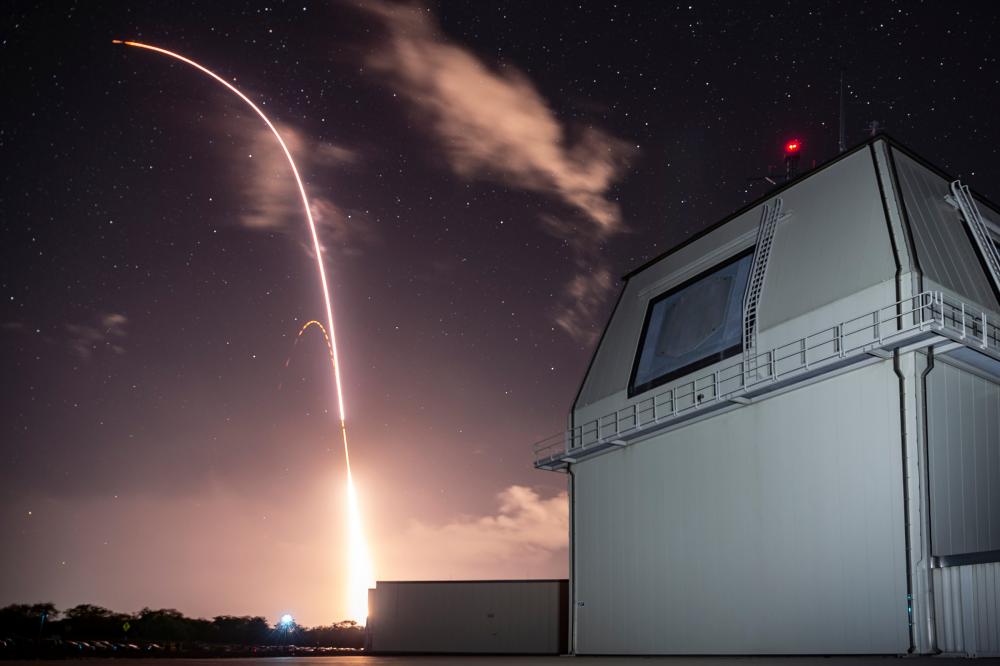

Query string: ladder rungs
742 198 784 358
952 180 1000 304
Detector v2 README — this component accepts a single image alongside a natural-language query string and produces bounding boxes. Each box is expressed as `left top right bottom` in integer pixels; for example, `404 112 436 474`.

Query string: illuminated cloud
66 312 128 360
314 142 358 167
237 123 304 231
310 197 380 258
236 123 374 255
363 2 633 340
364 3 631 231
554 267 613 345
384 485 568 579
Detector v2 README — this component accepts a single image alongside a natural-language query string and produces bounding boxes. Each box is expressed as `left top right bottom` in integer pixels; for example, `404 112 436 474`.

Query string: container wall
933 562 1000 656
925 357 1000 558
367 580 567 654
573 362 911 655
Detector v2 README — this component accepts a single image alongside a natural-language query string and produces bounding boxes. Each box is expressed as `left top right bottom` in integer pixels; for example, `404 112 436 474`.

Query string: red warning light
785 139 802 154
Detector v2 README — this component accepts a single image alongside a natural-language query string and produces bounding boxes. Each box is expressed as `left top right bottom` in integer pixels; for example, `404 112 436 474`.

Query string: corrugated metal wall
933 562 1000 656
891 148 999 311
573 362 911 654
925 359 1000 557
366 580 567 654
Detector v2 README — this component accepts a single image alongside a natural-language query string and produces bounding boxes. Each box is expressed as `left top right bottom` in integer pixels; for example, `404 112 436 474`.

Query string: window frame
627 247 755 398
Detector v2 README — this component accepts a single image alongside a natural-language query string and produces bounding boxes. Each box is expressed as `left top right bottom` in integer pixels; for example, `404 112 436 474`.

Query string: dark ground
6 656 1000 665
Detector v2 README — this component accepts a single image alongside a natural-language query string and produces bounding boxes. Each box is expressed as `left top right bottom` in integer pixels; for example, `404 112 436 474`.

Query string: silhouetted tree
60 604 130 640
0 603 57 638
133 607 211 644
0 602 366 651
211 615 270 644
300 620 364 648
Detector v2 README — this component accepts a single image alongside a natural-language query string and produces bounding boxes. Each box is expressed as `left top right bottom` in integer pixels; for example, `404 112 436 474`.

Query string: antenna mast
838 72 846 153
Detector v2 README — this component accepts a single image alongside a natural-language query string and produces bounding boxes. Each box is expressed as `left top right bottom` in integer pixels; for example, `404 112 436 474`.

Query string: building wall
573 362 911 654
366 580 567 654
890 147 999 312
757 145 896 332
562 138 1000 656
574 145 898 429
933 562 1000 656
925 358 1000 558
574 198 759 412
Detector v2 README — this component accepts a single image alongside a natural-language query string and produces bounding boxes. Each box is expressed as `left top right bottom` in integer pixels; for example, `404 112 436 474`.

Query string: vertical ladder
951 180 1000 296
743 198 783 363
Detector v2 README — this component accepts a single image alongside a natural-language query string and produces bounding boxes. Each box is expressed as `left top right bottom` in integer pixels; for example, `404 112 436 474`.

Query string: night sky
3 1 1000 626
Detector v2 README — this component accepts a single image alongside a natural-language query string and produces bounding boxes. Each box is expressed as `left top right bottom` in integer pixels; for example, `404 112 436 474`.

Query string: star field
2 0 1000 625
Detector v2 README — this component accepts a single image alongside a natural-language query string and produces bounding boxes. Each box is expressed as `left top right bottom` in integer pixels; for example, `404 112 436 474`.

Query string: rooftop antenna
838 72 846 153
783 139 802 181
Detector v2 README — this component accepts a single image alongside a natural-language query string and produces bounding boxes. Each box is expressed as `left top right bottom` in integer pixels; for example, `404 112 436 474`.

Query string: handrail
534 291 1000 468
532 431 569 460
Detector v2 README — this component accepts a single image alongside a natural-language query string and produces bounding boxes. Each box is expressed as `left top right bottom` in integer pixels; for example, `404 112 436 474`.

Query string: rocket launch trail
113 39 375 623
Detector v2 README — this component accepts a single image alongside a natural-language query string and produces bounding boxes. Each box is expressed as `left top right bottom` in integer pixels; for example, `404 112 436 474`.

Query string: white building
535 135 1000 656
365 580 567 654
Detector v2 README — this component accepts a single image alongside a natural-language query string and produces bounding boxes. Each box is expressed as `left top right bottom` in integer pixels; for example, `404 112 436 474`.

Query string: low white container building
365 579 568 654
535 135 1000 656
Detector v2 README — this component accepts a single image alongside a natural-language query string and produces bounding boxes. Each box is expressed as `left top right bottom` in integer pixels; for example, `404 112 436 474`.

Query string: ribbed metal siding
573 362 910 654
934 562 1000 656
925 359 1000 556
891 148 999 310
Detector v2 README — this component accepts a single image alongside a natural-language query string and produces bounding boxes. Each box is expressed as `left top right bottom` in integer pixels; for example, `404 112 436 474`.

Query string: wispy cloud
66 312 128 360
314 142 358 167
384 485 567 579
235 122 376 256
554 267 613 344
363 2 633 342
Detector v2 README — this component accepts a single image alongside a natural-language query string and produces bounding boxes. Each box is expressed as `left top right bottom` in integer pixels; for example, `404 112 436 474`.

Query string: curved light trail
298 320 335 362
284 320 336 371
113 40 374 624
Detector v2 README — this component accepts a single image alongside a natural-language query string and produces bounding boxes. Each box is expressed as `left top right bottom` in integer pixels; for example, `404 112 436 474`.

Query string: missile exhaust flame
114 40 374 623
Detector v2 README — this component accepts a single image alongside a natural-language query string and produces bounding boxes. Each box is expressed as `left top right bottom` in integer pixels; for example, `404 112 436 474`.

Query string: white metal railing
533 431 571 463
533 291 1000 467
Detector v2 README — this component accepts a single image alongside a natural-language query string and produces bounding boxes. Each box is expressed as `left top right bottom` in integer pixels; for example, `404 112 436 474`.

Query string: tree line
0 603 363 648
